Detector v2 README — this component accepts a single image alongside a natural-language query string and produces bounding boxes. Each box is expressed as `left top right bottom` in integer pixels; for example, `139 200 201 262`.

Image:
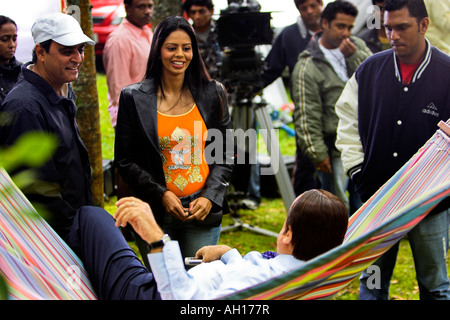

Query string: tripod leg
254 106 296 212
222 103 294 237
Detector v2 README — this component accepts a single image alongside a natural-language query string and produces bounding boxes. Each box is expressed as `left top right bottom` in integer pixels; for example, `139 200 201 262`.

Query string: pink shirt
103 19 153 127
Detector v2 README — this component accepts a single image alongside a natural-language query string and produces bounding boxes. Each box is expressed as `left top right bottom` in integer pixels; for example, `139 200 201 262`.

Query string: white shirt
297 16 315 39
319 43 349 82
148 241 304 300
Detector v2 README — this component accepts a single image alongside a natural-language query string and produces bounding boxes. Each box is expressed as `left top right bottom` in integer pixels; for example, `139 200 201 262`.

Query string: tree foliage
153 0 184 27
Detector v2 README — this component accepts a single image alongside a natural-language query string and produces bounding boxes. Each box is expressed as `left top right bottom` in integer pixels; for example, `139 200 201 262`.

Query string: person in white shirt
67 189 348 300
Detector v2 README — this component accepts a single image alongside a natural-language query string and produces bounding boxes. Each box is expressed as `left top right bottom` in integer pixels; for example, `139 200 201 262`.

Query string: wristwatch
148 234 171 251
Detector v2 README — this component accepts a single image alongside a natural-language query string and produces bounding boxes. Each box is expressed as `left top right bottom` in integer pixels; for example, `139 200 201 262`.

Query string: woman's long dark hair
144 16 211 100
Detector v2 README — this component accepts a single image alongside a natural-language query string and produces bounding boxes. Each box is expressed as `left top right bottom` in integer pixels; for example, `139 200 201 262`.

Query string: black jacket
0 65 93 240
114 78 234 227
0 57 22 104
262 22 312 88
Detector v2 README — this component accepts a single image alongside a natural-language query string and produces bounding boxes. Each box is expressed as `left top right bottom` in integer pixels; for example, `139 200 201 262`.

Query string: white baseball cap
32 12 95 46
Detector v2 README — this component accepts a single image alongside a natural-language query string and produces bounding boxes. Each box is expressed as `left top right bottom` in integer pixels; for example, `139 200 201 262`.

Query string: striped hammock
0 171 97 300
222 120 450 300
0 121 449 300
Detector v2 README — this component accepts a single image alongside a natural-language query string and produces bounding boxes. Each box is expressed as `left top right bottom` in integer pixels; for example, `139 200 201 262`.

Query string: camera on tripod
216 1 295 231
217 0 273 99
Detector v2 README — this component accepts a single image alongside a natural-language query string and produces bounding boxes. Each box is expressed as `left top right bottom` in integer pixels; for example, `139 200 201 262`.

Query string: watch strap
148 234 170 250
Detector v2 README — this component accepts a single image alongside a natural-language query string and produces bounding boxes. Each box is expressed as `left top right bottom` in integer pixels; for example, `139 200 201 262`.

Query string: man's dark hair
182 0 214 13
31 39 52 63
294 0 323 8
372 0 386 5
384 0 428 24
285 189 348 261
321 0 358 23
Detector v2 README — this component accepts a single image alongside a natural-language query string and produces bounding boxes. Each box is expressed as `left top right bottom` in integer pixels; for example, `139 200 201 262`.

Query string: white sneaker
240 199 259 210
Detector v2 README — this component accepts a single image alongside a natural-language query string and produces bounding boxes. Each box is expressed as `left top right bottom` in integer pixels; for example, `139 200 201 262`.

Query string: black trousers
293 144 320 196
67 206 160 300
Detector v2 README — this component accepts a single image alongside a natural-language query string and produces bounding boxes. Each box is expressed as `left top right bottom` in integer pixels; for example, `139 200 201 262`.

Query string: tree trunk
152 0 184 28
66 0 104 208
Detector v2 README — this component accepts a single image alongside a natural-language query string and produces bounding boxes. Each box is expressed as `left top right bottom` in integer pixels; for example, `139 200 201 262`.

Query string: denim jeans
162 190 221 258
319 156 350 210
348 179 363 215
359 209 450 300
247 162 261 204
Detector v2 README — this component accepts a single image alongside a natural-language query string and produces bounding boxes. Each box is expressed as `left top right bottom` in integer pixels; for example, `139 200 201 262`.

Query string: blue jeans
162 190 221 258
359 209 450 300
247 162 261 204
319 156 350 210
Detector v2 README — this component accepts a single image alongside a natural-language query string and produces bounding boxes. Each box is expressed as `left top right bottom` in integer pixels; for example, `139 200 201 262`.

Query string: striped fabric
222 120 450 300
0 121 448 300
0 169 97 300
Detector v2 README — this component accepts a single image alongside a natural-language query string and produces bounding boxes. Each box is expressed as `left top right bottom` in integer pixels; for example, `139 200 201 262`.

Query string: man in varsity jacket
336 0 450 300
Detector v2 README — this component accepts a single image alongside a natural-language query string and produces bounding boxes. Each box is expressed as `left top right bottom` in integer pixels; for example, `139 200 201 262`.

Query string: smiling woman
160 30 193 88
114 16 234 260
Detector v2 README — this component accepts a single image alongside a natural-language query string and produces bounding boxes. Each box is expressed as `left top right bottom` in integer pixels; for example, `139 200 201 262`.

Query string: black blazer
114 78 234 226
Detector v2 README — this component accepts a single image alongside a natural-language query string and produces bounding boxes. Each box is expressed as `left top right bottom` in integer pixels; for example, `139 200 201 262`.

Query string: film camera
217 1 294 234
217 1 295 234
217 0 273 99
216 0 273 189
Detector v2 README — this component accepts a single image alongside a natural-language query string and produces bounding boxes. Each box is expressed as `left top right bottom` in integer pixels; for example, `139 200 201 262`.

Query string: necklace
320 39 347 69
158 93 182 113
328 49 346 69
158 90 194 114
319 39 348 81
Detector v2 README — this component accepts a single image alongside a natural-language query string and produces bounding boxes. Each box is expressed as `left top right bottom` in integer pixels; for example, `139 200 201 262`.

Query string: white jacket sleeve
335 74 364 177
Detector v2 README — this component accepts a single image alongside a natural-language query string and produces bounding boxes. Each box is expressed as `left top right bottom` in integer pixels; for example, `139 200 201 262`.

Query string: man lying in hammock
67 189 348 300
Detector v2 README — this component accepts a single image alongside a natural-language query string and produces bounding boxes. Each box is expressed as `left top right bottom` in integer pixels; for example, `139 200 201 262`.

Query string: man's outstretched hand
196 245 232 262
114 197 164 246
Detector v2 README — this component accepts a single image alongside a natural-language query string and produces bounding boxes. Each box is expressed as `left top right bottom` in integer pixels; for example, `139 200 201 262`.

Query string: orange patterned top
157 104 210 197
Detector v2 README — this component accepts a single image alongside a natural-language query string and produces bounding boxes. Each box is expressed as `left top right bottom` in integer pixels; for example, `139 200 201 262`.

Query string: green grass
96 72 449 300
97 72 115 160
